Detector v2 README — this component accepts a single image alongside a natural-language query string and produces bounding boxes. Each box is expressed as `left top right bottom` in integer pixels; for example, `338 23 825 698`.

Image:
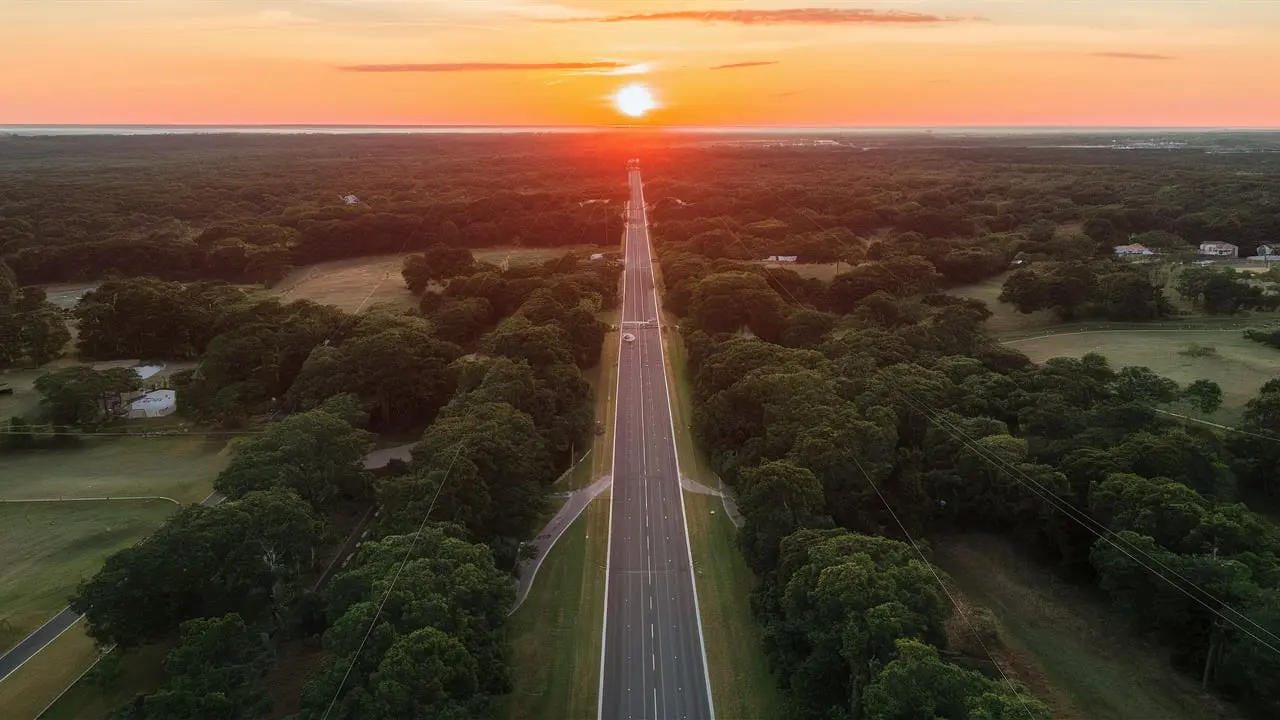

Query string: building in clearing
1199 241 1239 257
765 255 798 263
1113 243 1155 257
1257 244 1279 256
129 389 177 419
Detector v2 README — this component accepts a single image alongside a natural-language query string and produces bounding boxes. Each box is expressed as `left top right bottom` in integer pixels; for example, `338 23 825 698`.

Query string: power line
895 389 1280 656
848 453 1040 720
720 179 1280 662
320 443 464 720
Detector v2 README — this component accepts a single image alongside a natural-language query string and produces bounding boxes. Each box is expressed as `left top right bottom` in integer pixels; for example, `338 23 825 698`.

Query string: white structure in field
1257 244 1279 256
1199 241 1239 257
129 389 177 419
1113 243 1155 257
765 255 798 263
340 195 360 205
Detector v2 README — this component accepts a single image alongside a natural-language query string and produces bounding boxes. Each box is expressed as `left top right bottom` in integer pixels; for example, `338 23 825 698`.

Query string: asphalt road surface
599 166 714 719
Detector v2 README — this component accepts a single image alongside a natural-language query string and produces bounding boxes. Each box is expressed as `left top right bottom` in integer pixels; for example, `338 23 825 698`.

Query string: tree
737 461 830 575
1111 366 1180 405
403 245 475 293
365 627 483 720
72 489 323 649
214 405 375 508
118 613 272 720
998 262 1095 321
861 639 1050 720
18 307 72 366
1182 379 1224 415
299 526 512 720
34 366 140 429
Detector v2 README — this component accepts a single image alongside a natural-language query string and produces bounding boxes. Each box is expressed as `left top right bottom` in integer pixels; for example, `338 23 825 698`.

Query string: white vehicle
622 333 636 343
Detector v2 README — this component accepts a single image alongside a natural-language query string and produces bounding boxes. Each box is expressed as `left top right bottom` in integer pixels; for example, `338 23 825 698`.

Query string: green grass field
1005 329 1276 423
0 437 228 713
0 436 229 504
502 497 608 720
0 501 178 654
935 534 1238 720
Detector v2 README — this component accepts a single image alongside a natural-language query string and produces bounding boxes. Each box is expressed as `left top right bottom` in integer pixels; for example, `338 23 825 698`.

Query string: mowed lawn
935 534 1238 720
0 436 229 504
502 497 608 720
1005 329 1277 421
0 501 176 653
0 438 228 655
270 244 616 314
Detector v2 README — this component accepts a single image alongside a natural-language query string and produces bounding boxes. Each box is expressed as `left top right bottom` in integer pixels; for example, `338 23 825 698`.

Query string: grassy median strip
503 494 608 720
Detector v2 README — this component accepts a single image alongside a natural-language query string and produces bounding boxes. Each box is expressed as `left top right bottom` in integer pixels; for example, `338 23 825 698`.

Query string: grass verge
502 495 609 720
682 491 783 720
37 639 172 720
934 534 1238 720
0 621 170 720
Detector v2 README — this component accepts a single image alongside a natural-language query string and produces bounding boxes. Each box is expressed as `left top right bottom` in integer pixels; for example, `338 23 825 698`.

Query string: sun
613 83 658 118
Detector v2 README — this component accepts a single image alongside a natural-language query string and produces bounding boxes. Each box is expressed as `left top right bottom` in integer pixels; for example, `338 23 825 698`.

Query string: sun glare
613 83 658 118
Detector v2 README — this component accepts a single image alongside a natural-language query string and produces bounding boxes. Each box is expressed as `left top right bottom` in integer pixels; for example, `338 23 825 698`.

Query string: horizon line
4 123 1280 130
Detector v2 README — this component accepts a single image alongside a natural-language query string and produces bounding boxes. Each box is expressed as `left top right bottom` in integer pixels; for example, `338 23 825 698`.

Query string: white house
1257 244 1279 256
589 253 605 261
1199 241 1239 257
1113 243 1155 257
340 195 360 205
129 389 177 419
765 255 799 263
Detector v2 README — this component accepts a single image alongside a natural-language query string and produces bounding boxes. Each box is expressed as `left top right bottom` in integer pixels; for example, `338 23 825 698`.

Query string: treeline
0 134 634 286
0 261 71 369
645 142 1280 259
1176 266 1280 315
9 133 1280 288
665 237 1280 715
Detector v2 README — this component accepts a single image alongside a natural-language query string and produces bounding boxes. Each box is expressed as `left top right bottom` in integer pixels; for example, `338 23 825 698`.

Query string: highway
598 163 714 720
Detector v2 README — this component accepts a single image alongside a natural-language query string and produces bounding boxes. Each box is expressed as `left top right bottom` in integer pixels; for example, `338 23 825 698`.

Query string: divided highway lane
599 165 714 720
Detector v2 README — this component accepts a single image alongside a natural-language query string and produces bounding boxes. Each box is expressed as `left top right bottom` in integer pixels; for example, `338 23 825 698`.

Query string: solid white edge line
597 187 630 720
0 610 80 683
639 176 717 719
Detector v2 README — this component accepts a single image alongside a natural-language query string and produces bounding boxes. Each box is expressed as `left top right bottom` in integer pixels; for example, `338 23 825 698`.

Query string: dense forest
649 161 1280 717
55 249 613 717
4 133 1280 718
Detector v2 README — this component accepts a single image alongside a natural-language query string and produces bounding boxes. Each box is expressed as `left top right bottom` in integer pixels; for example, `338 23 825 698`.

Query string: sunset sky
4 0 1278 127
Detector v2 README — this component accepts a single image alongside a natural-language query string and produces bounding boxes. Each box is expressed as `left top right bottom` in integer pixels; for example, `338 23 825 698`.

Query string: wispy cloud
339 61 625 72
710 61 779 70
1092 51 1177 60
576 62 654 76
553 8 976 25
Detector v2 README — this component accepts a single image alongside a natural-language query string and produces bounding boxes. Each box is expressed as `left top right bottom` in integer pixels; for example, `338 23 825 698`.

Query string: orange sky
3 1 1278 126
